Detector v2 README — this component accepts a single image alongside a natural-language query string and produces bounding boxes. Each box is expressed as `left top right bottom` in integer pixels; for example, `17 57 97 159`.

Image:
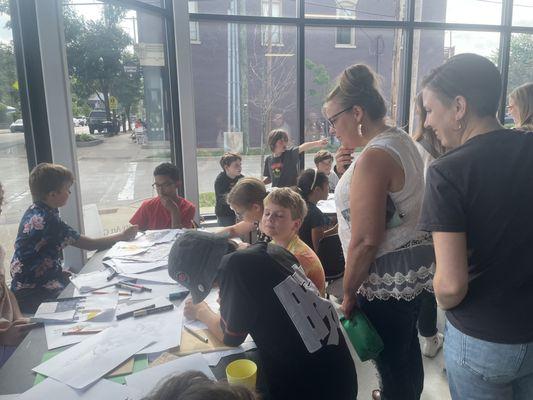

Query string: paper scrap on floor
34 325 154 389
19 377 140 400
118 297 184 354
126 353 215 398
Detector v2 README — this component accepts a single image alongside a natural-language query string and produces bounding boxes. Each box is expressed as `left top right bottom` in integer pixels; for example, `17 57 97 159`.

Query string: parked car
88 110 118 134
10 119 24 133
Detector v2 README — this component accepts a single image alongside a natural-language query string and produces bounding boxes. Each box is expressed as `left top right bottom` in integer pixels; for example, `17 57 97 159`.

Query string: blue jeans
445 320 533 399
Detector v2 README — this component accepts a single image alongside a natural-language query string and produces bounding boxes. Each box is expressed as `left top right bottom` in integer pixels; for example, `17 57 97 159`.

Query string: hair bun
341 64 377 94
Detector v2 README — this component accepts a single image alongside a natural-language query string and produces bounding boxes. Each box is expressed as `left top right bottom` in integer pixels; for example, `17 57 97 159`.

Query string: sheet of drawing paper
33 325 154 389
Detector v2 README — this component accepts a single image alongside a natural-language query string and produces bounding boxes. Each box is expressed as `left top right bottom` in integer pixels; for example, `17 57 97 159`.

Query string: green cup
341 312 384 362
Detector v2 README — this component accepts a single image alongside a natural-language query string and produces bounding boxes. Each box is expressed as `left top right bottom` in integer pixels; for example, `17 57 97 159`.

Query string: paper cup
226 359 257 389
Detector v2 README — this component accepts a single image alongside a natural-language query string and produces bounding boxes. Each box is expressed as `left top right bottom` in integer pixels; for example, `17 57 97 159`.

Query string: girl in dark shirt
214 153 244 227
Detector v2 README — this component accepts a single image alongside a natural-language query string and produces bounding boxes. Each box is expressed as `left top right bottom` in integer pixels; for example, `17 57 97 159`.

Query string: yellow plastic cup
225 359 257 389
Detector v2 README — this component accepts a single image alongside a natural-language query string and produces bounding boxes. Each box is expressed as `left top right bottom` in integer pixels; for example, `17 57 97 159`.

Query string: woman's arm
311 226 326 252
432 231 469 310
341 148 401 317
218 221 254 239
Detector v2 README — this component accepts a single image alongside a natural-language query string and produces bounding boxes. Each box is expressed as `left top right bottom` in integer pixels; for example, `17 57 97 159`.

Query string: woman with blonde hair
508 82 533 131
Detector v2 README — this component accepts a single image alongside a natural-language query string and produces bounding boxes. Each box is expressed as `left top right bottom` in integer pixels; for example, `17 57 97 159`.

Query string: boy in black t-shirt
214 153 244 227
168 230 357 400
263 129 329 188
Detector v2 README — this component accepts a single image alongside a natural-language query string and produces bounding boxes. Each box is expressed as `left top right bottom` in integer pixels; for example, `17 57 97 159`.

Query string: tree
112 53 143 131
0 43 19 123
490 34 533 94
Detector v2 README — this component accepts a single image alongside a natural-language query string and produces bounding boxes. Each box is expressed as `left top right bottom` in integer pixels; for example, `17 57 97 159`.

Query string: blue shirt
10 201 80 293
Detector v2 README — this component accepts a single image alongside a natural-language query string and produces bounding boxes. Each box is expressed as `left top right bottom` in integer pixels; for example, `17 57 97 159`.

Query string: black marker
133 304 174 318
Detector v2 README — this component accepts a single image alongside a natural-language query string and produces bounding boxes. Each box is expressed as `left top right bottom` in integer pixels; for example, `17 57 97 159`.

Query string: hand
335 146 355 175
160 195 179 213
61 269 73 281
236 242 250 250
341 292 359 319
121 225 138 241
0 320 39 346
184 299 209 321
318 138 329 146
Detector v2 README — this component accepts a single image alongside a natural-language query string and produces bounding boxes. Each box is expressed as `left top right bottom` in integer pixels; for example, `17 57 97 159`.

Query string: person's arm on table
74 225 138 251
341 149 392 318
0 319 39 346
298 138 329 153
184 300 225 343
432 231 469 310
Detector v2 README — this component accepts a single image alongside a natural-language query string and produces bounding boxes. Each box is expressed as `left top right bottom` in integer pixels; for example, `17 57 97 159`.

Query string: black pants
359 295 423 400
14 287 60 314
417 290 438 337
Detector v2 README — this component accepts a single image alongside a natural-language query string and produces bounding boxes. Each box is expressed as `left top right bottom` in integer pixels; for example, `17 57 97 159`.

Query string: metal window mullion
498 0 514 123
297 0 305 169
399 0 415 128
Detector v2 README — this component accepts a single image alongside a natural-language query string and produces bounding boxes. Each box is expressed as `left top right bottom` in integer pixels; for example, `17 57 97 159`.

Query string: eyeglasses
152 182 175 190
327 106 352 128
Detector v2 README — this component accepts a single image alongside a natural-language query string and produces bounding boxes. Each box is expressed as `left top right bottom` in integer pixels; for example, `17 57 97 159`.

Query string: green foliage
490 34 533 94
305 59 331 108
76 133 96 142
0 43 19 115
199 192 215 208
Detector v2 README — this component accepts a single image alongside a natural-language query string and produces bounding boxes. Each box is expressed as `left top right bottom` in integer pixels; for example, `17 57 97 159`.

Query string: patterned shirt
10 202 80 294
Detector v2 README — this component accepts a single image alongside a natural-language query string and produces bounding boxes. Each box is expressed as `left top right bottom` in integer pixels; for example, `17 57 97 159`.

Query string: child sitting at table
130 162 196 230
214 152 244 227
263 129 328 188
297 169 330 252
10 163 138 314
261 187 325 295
314 150 339 192
169 230 357 400
0 182 38 367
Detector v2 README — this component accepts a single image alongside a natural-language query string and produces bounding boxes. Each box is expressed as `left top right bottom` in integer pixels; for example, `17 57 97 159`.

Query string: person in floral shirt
11 163 138 313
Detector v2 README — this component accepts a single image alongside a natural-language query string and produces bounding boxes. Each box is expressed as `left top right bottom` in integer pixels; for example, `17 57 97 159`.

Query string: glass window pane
190 0 296 18
513 0 533 27
305 0 407 21
0 8 30 285
415 0 502 25
63 3 172 236
191 21 298 215
305 27 403 162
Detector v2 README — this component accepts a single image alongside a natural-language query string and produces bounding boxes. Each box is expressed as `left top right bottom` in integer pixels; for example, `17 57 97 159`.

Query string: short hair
153 163 180 181
267 129 289 152
412 91 446 157
264 187 307 220
227 177 267 210
297 169 329 200
326 64 387 121
422 53 501 118
314 150 333 165
509 82 533 130
142 371 257 400
29 163 74 202
220 152 242 170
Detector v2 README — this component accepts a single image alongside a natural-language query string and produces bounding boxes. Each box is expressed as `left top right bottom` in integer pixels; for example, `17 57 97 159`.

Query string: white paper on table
34 325 154 389
184 289 220 330
0 395 20 399
110 241 173 264
104 259 167 275
31 309 76 324
76 293 119 322
70 271 122 293
202 340 257 366
130 282 188 301
135 229 181 245
120 268 175 284
317 198 336 214
104 241 151 259
19 377 140 400
118 297 184 354
126 353 215 398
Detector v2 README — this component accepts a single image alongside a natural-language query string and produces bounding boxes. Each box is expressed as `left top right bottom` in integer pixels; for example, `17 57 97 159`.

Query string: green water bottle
341 312 384 362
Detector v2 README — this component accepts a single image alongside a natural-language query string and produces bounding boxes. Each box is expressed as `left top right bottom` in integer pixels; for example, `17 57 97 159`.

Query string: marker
116 304 156 320
43 296 85 303
133 304 174 318
91 291 131 296
106 269 118 281
168 291 189 301
123 282 152 292
62 329 103 336
115 282 141 293
184 325 209 343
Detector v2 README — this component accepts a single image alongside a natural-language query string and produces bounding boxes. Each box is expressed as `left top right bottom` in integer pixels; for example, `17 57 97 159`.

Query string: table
317 193 337 216
0 251 267 397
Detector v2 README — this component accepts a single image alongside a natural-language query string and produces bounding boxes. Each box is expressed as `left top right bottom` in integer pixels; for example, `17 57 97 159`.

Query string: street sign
124 65 137 74
135 43 165 67
109 96 118 110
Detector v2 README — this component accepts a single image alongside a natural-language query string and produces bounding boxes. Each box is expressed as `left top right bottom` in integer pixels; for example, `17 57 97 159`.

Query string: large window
335 1 357 47
261 0 283 45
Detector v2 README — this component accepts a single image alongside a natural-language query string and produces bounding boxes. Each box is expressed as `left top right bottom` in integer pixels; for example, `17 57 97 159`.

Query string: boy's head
314 150 334 175
227 177 267 223
262 188 307 241
153 163 180 198
219 153 242 178
267 129 289 154
168 230 236 304
29 163 74 206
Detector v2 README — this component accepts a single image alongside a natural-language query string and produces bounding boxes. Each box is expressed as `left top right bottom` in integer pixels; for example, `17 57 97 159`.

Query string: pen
122 282 152 292
184 325 209 343
91 291 131 296
106 269 118 281
43 296 86 303
116 304 156 320
133 304 174 318
115 282 141 292
168 291 189 301
62 329 103 336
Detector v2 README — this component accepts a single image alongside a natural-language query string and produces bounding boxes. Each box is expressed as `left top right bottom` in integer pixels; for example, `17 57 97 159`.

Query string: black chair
316 234 345 298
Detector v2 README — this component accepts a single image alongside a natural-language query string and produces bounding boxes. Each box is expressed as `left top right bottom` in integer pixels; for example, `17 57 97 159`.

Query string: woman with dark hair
297 169 330 251
324 64 434 400
418 53 533 399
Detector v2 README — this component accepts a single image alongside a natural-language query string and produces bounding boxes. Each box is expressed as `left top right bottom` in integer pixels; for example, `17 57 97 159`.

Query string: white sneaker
421 332 444 358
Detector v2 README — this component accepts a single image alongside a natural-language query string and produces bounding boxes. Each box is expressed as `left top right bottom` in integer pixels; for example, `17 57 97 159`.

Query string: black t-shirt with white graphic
263 146 300 188
418 129 533 344
218 242 357 400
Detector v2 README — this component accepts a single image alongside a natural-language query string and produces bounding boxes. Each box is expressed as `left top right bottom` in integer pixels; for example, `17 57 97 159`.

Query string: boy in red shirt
130 163 196 230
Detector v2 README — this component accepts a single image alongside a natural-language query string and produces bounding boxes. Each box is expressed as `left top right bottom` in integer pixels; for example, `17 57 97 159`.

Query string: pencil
184 325 209 343
62 329 103 336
